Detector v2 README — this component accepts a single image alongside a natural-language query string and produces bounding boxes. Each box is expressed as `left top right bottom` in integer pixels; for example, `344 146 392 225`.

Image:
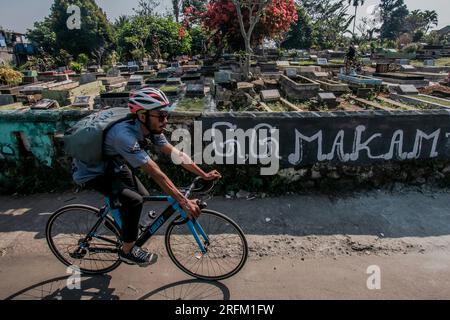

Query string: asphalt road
1 188 450 300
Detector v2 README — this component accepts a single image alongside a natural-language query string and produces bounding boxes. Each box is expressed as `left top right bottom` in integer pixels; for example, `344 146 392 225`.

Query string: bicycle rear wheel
165 209 248 281
46 205 122 275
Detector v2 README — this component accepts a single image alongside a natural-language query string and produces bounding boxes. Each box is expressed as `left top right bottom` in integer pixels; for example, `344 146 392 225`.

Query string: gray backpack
64 108 134 165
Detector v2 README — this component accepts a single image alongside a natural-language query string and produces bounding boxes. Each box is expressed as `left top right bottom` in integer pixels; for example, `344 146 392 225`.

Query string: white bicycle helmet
128 87 172 114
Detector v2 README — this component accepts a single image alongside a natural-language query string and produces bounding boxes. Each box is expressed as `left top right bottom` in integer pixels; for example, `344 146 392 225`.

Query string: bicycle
46 177 248 281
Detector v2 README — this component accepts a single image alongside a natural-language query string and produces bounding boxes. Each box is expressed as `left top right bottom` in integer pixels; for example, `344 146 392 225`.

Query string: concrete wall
2 109 450 194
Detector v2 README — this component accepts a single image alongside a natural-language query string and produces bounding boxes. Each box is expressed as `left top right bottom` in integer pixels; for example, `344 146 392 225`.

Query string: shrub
0 66 23 86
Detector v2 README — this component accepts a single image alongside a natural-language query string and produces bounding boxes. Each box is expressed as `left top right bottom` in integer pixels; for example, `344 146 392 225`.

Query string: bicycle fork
169 198 210 255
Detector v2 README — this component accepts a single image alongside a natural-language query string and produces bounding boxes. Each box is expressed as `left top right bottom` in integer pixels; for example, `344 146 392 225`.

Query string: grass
175 97 205 111
266 101 289 112
159 85 179 93
414 95 450 107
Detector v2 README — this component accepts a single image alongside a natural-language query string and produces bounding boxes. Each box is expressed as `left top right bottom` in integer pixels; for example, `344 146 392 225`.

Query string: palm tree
348 0 365 36
423 10 438 34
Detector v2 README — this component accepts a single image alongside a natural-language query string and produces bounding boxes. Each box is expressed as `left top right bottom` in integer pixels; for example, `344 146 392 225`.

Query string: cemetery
2 0 450 194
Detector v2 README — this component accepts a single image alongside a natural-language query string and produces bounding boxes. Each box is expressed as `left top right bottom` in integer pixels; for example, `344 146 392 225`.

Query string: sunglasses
148 112 170 122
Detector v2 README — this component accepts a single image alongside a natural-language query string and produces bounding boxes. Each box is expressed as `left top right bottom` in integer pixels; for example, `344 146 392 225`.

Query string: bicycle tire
165 209 248 281
46 205 122 275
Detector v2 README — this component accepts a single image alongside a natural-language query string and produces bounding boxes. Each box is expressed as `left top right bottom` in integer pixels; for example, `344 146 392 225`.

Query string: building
0 29 36 66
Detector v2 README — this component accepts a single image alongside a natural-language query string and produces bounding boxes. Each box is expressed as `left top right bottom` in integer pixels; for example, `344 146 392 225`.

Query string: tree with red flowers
185 0 297 79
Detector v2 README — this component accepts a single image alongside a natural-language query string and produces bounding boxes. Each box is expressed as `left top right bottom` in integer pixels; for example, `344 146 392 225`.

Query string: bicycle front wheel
165 209 248 281
46 205 122 275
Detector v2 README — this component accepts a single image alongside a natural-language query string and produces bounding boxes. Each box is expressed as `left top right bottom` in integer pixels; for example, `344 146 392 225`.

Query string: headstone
260 89 281 102
106 67 121 77
72 96 91 107
424 59 435 66
286 68 297 77
237 82 254 92
356 88 372 99
276 61 290 68
259 62 278 73
396 59 410 65
79 73 97 85
400 65 416 71
31 99 59 110
398 85 419 95
215 71 232 84
310 55 318 60
317 58 328 66
186 84 205 97
318 92 338 108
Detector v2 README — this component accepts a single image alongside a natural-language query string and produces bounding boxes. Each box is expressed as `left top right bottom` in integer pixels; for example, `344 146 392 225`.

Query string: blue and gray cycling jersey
72 119 169 185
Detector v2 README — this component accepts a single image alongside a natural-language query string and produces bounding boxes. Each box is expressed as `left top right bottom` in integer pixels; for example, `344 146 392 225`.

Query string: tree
116 14 192 61
26 17 57 56
27 0 115 65
423 10 438 34
233 0 270 79
172 0 182 22
302 0 354 49
133 0 161 16
379 0 409 40
348 0 365 37
281 5 313 49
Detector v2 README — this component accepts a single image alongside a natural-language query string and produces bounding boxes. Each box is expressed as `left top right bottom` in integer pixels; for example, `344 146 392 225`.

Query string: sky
0 0 449 34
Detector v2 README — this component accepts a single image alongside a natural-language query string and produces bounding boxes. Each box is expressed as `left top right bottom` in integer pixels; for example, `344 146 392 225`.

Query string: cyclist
72 87 221 267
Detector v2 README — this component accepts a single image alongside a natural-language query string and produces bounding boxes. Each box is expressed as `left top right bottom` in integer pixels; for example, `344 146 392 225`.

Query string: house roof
437 25 450 36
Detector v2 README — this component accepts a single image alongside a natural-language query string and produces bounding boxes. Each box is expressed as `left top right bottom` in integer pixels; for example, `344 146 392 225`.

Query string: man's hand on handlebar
202 170 222 181
180 199 202 220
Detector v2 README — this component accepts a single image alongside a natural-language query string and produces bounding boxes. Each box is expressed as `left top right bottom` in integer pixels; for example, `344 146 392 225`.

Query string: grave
166 78 183 86
356 87 373 99
79 73 97 85
186 84 205 98
263 79 278 90
215 71 232 84
260 89 281 102
251 79 265 92
396 59 410 65
181 72 202 81
259 62 278 73
317 58 328 66
42 81 103 107
318 92 338 108
286 68 298 78
280 75 320 100
30 99 59 110
400 65 416 71
0 94 15 106
424 59 435 67
159 85 180 96
237 82 255 93
314 79 350 95
398 85 419 95
72 96 91 108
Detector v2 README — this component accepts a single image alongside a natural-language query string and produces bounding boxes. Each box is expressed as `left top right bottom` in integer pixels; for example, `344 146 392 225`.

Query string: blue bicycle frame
100 195 210 254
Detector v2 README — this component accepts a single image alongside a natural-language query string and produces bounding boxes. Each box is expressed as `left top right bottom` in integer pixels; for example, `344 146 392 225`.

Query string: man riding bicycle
71 87 221 267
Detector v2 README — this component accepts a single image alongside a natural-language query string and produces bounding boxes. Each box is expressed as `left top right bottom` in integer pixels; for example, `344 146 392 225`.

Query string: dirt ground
1 187 450 300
